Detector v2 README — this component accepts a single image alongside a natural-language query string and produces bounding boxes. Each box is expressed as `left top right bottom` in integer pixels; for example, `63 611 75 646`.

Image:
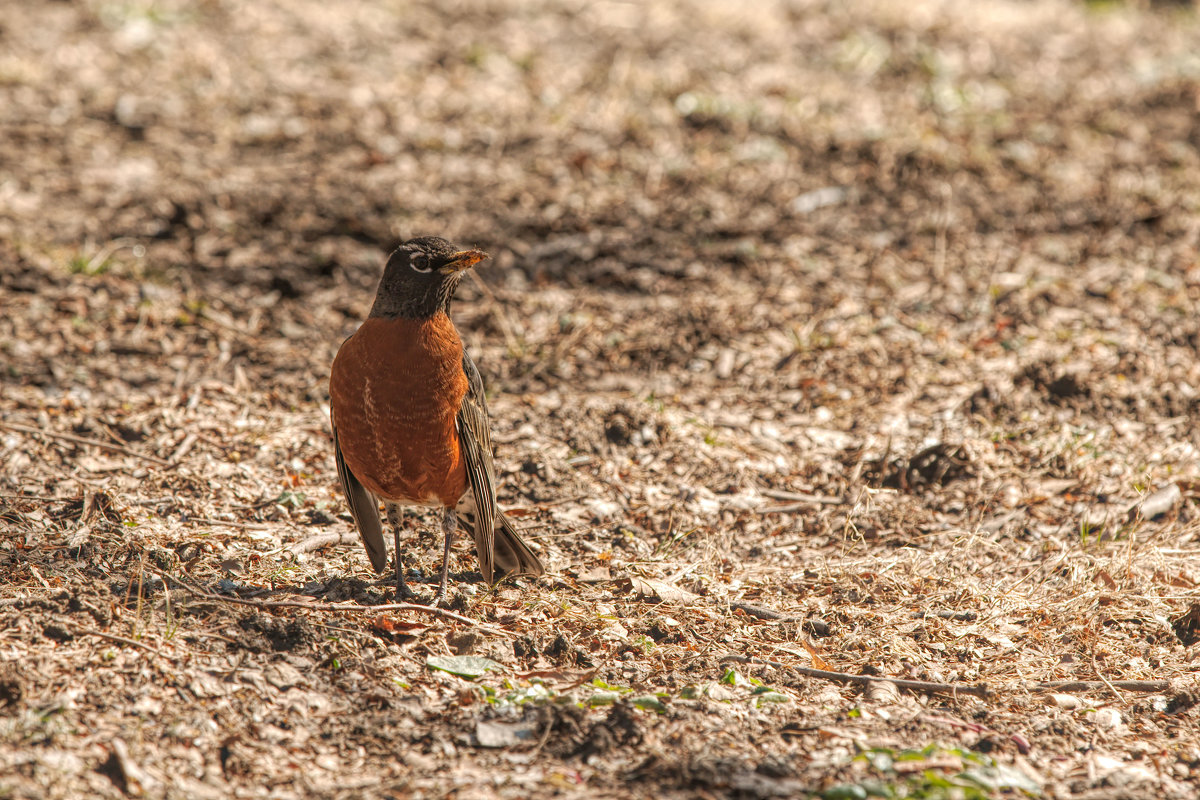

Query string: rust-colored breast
329 313 469 507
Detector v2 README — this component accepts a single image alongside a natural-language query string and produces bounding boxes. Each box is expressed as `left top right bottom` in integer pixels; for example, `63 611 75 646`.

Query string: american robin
328 236 545 601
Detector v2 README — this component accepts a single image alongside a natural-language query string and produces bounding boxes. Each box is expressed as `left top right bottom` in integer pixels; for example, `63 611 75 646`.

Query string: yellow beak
441 249 489 274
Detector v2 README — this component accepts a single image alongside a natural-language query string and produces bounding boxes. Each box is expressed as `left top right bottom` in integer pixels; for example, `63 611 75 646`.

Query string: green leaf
501 684 553 706
632 695 668 714
820 784 868 800
587 691 620 707
864 749 895 772
854 779 894 799
426 655 502 679
754 691 790 706
960 764 1042 794
720 668 741 686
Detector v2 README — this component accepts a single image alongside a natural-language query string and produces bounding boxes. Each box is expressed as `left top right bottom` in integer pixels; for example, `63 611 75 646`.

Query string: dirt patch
3 0 1200 797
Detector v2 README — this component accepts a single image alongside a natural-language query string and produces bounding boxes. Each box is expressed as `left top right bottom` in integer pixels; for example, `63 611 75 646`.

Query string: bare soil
3 0 1200 798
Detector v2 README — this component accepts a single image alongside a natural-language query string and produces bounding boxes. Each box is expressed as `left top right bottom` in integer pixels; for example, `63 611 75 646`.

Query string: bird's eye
410 253 431 273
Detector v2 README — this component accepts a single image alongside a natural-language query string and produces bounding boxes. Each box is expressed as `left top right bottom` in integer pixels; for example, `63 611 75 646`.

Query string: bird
328 236 545 602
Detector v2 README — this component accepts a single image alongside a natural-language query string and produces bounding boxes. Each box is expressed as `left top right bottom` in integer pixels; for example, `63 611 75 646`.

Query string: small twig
123 497 181 507
761 503 818 514
911 610 979 622
730 602 794 621
109 737 158 795
182 517 277 531
0 421 171 467
528 714 556 757
154 568 514 636
727 654 1168 698
75 627 164 656
722 654 990 698
289 532 359 555
1033 680 1168 694
729 602 830 636
795 668 990 698
0 492 65 502
1092 653 1126 702
84 237 144 274
761 489 846 505
168 432 199 465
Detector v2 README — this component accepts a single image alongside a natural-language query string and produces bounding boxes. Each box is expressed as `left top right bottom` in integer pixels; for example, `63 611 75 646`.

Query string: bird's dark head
368 236 488 319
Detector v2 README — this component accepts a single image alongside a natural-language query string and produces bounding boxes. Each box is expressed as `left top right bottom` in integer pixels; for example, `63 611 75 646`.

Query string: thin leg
435 507 456 604
386 503 414 600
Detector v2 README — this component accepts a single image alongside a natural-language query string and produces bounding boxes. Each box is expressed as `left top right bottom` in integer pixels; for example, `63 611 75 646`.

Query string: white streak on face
408 250 432 273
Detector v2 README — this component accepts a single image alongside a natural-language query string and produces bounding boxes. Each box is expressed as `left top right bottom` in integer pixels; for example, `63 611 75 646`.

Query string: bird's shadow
224 570 487 604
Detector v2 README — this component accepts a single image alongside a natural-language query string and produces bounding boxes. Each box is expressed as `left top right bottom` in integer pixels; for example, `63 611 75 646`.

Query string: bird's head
369 236 488 319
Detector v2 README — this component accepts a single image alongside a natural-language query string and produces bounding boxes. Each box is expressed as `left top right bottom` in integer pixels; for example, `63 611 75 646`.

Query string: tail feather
332 419 388 573
492 511 546 580
456 502 544 583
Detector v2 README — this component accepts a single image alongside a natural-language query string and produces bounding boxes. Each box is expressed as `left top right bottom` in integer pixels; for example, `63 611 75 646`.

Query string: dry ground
3 0 1200 797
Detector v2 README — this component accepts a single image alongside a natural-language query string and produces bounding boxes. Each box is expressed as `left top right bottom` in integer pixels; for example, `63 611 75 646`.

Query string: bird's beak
441 249 489 274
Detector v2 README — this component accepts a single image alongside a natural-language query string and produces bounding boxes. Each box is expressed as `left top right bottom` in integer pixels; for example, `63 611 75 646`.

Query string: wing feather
456 352 544 583
456 353 498 583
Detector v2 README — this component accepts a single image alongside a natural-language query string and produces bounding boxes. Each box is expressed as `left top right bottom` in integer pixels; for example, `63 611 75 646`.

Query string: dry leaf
576 566 611 584
631 576 699 604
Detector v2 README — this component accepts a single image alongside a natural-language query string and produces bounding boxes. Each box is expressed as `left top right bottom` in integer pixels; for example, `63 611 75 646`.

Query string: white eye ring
409 253 432 273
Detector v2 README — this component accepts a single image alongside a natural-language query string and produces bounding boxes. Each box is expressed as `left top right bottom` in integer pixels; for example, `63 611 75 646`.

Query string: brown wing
332 414 388 573
456 352 498 583
456 352 544 583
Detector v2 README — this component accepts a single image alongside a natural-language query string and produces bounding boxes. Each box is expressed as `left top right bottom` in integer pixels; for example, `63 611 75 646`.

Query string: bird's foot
394 563 418 602
430 574 451 607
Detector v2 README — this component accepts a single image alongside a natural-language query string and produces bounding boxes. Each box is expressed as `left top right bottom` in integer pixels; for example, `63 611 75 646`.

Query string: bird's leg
435 507 456 604
385 503 415 600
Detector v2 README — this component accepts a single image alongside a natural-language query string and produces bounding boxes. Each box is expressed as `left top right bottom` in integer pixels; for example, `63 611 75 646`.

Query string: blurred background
5 0 1198 423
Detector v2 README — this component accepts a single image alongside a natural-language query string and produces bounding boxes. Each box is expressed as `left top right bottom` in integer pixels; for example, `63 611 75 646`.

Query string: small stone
1130 484 1182 521
1048 693 1082 709
447 631 483 655
264 662 305 691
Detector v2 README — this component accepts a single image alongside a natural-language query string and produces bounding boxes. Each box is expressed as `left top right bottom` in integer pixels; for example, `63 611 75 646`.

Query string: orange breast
329 313 469 507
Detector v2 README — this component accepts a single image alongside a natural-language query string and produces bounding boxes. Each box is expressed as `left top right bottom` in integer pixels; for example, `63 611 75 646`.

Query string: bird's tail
491 511 545 581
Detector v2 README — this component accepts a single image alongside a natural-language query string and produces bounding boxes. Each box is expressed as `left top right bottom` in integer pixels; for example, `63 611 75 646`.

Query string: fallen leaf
514 668 597 689
795 640 835 671
631 576 699 604
426 655 502 679
892 755 963 774
475 718 539 748
632 695 668 713
1155 570 1195 589
372 616 429 638
576 566 611 583
960 762 1042 794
